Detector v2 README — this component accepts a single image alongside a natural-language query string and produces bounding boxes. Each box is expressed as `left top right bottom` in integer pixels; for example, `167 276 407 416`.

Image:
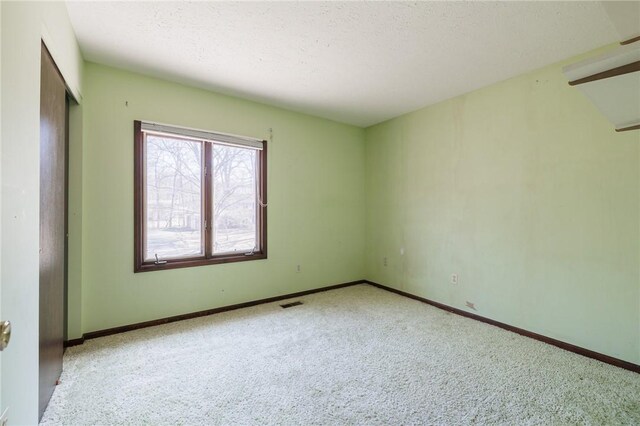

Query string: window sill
135 252 267 273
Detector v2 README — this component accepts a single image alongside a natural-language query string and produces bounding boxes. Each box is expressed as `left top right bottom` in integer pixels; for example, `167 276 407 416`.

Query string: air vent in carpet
280 301 303 309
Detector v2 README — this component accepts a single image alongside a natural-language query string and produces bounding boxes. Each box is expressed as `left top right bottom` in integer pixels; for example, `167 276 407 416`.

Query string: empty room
1 0 639 424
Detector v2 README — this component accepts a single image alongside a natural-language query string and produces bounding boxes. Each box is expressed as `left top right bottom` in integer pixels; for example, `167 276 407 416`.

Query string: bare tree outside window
134 120 266 272
145 135 203 260
212 144 257 253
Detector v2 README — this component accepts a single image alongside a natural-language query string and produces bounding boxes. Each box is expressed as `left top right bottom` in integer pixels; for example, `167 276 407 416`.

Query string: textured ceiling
66 1 628 127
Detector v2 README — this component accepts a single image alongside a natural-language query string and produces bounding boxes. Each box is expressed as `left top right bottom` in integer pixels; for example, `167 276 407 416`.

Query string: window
134 121 267 272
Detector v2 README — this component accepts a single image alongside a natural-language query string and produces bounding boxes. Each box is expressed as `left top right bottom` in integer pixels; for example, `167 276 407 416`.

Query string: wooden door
39 43 67 420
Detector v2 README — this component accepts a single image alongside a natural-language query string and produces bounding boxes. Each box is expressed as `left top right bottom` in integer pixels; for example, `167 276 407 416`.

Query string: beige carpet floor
41 284 639 425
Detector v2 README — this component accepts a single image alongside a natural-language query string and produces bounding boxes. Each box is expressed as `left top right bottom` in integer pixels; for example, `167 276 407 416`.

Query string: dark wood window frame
134 120 267 273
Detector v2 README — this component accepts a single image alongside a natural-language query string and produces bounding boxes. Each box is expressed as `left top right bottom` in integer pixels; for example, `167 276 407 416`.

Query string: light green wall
0 2 3 416
76 47 638 366
365 49 640 364
74 62 366 336
1 1 83 423
67 103 84 341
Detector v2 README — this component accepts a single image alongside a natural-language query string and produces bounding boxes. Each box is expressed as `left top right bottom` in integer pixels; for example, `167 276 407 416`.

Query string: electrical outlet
383 257 388 267
450 273 458 284
1 407 8 426
296 264 301 273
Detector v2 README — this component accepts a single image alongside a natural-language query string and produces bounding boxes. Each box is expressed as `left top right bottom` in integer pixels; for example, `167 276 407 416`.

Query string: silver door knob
0 321 11 351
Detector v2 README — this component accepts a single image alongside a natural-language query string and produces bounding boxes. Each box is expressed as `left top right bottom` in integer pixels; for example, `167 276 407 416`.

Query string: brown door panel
39 43 67 420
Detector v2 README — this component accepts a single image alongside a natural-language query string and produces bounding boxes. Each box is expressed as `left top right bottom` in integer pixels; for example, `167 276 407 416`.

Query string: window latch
154 254 167 265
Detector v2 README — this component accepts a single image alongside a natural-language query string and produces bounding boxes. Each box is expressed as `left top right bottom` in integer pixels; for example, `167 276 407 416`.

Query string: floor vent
280 301 303 309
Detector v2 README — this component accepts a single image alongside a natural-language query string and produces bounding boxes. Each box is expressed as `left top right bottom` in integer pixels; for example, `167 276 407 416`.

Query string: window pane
212 144 257 254
145 135 203 260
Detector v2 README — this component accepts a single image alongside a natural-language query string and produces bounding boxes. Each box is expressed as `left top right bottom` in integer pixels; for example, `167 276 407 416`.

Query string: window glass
135 120 266 272
212 144 258 254
145 134 203 260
